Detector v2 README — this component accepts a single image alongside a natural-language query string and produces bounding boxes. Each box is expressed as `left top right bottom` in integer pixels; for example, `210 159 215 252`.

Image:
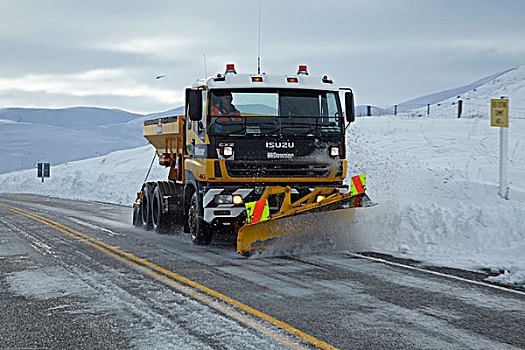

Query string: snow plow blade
237 174 372 255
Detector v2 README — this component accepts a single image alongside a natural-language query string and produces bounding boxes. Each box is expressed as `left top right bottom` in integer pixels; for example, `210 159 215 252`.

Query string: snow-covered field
1 66 524 287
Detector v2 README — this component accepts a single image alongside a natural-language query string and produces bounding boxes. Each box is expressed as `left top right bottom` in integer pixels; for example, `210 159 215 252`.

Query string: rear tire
141 184 154 230
152 186 169 233
188 193 212 245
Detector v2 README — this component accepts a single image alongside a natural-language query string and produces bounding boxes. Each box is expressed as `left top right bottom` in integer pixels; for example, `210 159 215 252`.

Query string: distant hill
396 68 517 113
392 65 525 119
0 107 151 174
0 106 200 174
357 67 519 116
146 106 185 118
0 107 142 128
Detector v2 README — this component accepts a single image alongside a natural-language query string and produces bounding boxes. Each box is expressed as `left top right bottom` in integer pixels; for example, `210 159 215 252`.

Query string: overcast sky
1 0 524 114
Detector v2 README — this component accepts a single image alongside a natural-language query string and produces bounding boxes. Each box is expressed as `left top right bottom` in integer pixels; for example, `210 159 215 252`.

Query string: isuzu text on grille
266 141 295 148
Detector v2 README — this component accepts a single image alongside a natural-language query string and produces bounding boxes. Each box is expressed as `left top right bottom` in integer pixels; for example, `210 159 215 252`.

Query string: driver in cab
210 92 242 122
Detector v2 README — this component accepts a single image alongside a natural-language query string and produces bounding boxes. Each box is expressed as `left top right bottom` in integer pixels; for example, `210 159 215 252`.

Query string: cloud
96 37 192 59
0 68 183 113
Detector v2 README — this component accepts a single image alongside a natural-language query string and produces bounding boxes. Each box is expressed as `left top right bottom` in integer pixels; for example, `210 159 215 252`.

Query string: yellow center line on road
0 202 339 350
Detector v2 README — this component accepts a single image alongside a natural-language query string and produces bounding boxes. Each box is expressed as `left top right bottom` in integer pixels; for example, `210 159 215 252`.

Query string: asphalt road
0 194 524 350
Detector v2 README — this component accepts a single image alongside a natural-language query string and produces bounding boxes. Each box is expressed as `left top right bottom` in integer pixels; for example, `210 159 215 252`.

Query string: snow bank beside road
345 117 525 287
0 145 168 205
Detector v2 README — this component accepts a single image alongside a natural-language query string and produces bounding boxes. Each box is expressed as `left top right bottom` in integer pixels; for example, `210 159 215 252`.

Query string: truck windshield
208 89 342 135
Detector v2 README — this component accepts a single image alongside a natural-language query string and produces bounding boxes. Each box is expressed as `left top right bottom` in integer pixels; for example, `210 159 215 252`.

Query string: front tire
188 193 212 245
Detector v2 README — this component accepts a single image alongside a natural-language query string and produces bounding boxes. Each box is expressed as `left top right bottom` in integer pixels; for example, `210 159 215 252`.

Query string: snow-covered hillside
0 107 141 128
396 67 517 111
398 65 525 119
0 107 185 174
358 66 524 118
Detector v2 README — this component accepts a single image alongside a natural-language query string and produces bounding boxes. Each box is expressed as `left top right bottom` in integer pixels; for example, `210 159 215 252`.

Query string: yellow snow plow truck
133 64 371 255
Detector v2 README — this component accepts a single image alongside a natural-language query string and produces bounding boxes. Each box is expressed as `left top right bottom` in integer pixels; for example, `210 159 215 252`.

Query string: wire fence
358 100 525 119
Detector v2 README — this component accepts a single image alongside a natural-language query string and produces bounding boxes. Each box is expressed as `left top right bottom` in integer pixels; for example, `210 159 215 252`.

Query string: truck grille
226 161 332 178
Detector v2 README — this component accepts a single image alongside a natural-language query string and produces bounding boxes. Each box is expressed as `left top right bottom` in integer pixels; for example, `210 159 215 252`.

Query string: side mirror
186 89 202 121
345 91 355 123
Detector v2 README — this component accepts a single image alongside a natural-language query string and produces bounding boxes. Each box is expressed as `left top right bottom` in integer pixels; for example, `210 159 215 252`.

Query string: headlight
215 194 232 204
330 146 340 157
215 194 243 205
223 146 233 157
232 194 243 204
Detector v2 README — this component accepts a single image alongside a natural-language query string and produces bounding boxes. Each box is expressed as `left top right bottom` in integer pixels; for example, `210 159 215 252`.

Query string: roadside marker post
37 162 50 183
490 98 509 199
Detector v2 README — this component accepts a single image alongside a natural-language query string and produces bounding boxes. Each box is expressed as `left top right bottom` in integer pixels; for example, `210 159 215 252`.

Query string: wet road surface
1 194 524 349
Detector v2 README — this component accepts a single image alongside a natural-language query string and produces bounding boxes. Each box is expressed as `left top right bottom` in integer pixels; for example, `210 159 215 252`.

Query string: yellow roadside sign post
491 98 509 199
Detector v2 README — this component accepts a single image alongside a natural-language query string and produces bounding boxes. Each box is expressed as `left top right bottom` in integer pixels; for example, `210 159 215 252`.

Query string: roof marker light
322 75 333 84
251 76 263 82
225 63 237 74
214 72 225 82
297 65 309 75
287 76 298 83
